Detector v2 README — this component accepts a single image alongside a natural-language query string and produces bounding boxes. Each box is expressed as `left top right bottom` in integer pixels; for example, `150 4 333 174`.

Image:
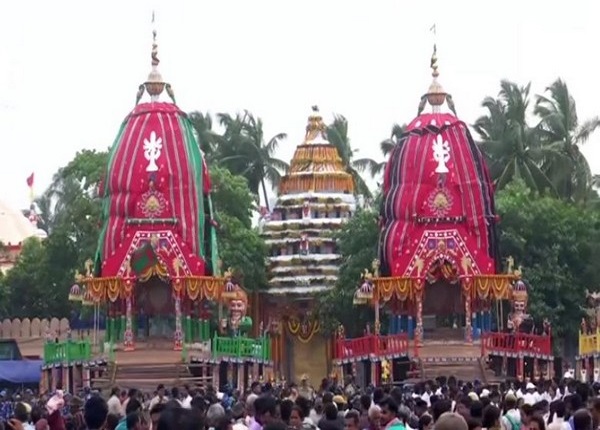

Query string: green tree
326 115 373 198
317 208 379 335
0 150 108 318
359 123 408 178
496 180 600 354
41 149 108 267
188 111 222 162
473 80 559 195
210 166 268 290
534 79 600 203
216 111 288 210
1 237 77 318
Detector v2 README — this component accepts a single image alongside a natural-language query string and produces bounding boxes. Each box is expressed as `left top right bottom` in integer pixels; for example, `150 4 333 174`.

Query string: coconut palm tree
326 115 372 198
473 80 560 195
216 111 288 210
534 78 600 203
357 123 408 178
187 111 222 162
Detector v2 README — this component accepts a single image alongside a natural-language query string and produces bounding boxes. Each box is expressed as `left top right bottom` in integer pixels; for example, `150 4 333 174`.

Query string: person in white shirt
522 383 541 406
501 394 521 430
181 385 193 409
547 401 570 430
107 387 123 417
232 403 249 430
148 384 169 410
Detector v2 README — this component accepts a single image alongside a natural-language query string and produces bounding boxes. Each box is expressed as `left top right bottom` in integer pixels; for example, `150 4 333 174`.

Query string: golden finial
141 11 166 102
423 25 448 112
304 105 328 144
430 43 439 78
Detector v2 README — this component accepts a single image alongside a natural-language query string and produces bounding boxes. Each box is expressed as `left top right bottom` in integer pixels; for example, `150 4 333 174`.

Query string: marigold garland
279 175 354 195
287 316 320 343
367 274 514 303
83 275 223 302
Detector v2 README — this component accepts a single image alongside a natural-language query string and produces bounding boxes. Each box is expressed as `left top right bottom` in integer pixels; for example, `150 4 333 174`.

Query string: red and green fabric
94 102 219 278
380 112 499 278
130 242 158 275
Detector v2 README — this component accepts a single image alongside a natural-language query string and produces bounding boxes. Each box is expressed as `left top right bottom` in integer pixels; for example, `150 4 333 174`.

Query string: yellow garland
291 145 343 164
287 317 320 343
279 175 354 195
289 162 347 174
138 263 169 282
83 275 224 302
368 274 513 303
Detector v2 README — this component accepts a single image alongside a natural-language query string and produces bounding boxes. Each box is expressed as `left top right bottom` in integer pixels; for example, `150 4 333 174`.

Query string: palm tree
326 115 372 198
534 79 600 202
357 123 408 178
216 111 288 210
473 80 560 195
187 111 222 162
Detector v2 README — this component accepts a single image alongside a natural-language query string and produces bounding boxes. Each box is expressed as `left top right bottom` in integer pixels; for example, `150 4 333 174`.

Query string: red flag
26 173 34 188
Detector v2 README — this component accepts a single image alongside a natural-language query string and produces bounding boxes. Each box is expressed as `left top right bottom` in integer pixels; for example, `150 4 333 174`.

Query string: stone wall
0 317 71 339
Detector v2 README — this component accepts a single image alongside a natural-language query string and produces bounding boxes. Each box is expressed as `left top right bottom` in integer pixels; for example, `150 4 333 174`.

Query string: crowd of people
1 376 600 430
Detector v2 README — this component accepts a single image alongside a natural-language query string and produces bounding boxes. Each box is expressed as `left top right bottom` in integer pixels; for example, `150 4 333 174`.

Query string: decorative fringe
369 274 513 303
289 162 347 174
84 275 225 302
279 174 354 195
287 316 320 343
292 145 342 164
263 222 341 232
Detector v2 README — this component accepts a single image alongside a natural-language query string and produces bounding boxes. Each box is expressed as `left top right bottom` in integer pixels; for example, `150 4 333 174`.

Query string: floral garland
273 202 353 211
287 316 320 343
270 276 337 288
290 145 344 165
269 266 339 276
269 256 342 267
263 229 341 240
266 237 336 245
279 196 348 206
279 176 354 195
262 222 344 232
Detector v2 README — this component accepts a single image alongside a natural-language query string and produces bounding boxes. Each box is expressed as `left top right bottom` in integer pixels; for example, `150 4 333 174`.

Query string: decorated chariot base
332 46 552 385
39 25 274 393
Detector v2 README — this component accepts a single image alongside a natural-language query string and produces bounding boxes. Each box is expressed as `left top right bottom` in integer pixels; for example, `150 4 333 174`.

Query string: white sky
1 0 599 210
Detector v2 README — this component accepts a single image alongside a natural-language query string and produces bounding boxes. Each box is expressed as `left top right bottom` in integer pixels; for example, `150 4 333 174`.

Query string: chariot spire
416 26 457 116
136 12 176 105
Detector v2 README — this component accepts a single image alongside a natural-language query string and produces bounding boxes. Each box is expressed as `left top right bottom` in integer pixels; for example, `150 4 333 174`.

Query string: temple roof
278 106 354 196
0 200 45 247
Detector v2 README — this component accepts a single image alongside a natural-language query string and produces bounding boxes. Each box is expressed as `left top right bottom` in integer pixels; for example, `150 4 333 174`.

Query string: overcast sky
0 0 599 210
